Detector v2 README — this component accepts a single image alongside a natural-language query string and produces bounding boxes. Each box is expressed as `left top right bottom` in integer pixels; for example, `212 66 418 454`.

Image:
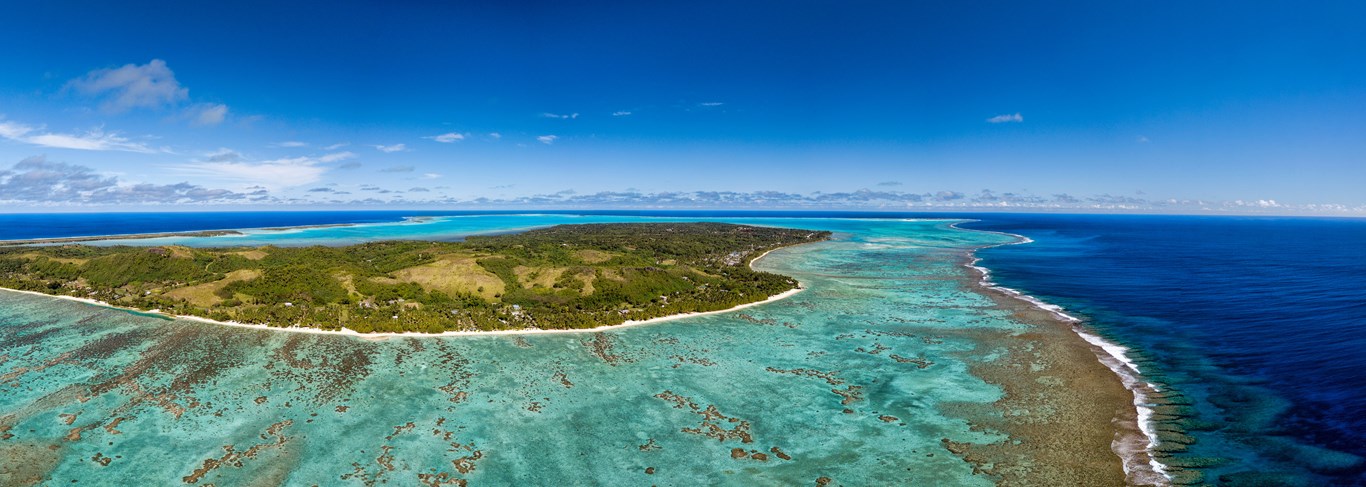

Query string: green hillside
0 223 829 333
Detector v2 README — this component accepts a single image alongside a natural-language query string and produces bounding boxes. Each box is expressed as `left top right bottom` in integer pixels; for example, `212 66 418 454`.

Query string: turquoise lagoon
0 216 1128 485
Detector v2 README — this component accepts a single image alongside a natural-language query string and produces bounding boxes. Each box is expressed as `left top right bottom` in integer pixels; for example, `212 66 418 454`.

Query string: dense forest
0 223 829 333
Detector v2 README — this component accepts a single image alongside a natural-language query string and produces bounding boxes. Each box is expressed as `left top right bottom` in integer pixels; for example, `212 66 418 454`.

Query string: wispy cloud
541 112 579 119
986 112 1023 123
373 143 407 153
323 142 350 150
0 120 163 153
421 172 442 179
203 148 242 163
380 165 415 173
699 102 724 107
1137 135 1150 143
426 132 466 143
168 151 355 189
274 141 309 148
536 135 557 145
66 59 189 112
612 111 632 116
318 151 357 163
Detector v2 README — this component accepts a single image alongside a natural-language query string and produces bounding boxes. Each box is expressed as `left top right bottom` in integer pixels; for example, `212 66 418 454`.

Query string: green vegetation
0 223 829 333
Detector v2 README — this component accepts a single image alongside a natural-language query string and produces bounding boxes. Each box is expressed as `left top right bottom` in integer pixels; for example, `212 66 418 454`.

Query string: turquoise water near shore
1 217 1124 485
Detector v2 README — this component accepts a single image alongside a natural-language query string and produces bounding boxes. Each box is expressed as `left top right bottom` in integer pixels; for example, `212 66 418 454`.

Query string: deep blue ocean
2 210 1363 483
966 214 1366 485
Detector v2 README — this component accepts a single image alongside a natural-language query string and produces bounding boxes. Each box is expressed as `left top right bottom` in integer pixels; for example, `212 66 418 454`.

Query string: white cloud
373 143 407 153
275 140 309 148
1137 135 1150 143
66 59 189 112
168 151 355 189
192 103 228 126
323 142 349 150
699 102 724 107
536 135 557 145
0 120 161 153
488 132 502 140
986 112 1023 123
613 111 632 116
422 173 442 180
174 161 325 189
66 59 234 127
541 112 579 119
427 132 466 143
1234 199 1282 208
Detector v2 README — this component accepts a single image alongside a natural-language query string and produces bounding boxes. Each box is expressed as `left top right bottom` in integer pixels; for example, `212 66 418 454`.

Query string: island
0 223 830 333
0 230 244 246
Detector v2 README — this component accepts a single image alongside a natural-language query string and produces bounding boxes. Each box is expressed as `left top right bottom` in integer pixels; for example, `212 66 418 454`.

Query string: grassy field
390 253 505 301
164 269 262 307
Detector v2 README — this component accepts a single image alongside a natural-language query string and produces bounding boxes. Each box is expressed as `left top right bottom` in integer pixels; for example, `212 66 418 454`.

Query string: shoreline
950 220 1171 485
0 244 805 340
0 216 453 246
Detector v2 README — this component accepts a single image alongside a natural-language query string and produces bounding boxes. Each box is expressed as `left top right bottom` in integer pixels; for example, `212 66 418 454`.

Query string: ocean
1 211 1362 484
965 214 1366 484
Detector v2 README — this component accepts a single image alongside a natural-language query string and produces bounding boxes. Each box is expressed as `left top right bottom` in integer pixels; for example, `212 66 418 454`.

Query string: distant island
0 223 829 333
0 230 244 246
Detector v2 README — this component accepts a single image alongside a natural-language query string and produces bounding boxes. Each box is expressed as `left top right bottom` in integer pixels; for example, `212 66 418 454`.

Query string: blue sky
1 1 1364 213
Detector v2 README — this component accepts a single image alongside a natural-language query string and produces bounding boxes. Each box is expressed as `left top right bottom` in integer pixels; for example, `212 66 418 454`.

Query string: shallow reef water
1 217 1116 485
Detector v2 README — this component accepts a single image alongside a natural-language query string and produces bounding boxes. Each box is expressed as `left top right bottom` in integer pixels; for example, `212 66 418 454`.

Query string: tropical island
0 223 829 333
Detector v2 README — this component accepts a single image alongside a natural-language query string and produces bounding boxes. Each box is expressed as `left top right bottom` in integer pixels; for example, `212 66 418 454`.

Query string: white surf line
0 243 807 340
947 220 1172 485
